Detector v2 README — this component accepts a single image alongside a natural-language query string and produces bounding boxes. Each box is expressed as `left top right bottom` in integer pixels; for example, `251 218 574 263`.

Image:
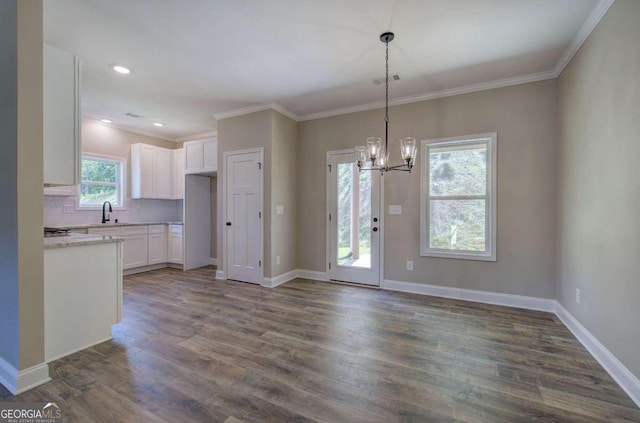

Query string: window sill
420 250 496 262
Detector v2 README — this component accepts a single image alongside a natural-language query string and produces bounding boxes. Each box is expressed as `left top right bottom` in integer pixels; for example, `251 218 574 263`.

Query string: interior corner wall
557 0 640 379
0 0 21 369
298 80 558 299
217 110 272 277
270 110 299 277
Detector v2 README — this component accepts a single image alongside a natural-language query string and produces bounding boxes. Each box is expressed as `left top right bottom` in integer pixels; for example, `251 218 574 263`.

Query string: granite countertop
48 221 183 230
44 233 123 249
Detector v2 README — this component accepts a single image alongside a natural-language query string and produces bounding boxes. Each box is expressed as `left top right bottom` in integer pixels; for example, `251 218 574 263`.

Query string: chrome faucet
102 201 113 224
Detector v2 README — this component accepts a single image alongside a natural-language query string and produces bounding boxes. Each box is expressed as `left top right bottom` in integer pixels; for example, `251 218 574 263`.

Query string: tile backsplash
44 196 182 226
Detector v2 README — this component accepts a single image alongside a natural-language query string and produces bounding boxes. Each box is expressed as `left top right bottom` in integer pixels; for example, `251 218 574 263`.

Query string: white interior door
225 150 263 284
327 150 381 286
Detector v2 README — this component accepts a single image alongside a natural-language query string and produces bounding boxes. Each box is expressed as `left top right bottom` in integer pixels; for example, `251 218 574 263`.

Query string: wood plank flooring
2 266 639 422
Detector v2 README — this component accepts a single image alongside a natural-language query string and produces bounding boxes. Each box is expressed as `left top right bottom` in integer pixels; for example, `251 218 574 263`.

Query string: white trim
45 337 112 364
382 279 556 312
262 269 298 288
553 0 615 77
555 302 640 408
213 102 300 122
297 71 556 122
176 130 218 143
297 269 328 281
0 358 50 395
420 133 497 261
209 257 218 266
215 269 225 280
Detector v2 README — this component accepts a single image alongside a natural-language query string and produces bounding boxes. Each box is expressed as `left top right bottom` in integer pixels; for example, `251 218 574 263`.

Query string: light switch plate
389 205 402 215
276 205 284 215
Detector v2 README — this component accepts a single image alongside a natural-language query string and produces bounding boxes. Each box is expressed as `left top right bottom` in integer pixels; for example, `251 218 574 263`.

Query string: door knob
226 222 232 226
373 227 378 232
373 217 378 222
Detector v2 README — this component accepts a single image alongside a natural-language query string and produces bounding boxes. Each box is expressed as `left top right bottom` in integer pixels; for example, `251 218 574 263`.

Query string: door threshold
327 279 380 289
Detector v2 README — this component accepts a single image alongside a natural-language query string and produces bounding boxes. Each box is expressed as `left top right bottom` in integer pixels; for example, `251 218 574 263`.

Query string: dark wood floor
2 266 639 422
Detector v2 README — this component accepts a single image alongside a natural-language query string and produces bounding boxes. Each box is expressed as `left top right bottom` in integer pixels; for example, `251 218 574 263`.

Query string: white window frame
420 133 497 261
76 153 127 211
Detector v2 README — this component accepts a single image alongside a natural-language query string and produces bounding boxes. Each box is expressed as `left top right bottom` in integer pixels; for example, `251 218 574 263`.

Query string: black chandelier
354 32 417 174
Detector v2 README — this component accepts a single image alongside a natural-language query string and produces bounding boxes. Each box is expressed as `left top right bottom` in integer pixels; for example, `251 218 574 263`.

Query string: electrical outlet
406 260 414 271
389 205 402 215
276 205 284 215
276 256 281 265
576 288 581 304
62 205 74 214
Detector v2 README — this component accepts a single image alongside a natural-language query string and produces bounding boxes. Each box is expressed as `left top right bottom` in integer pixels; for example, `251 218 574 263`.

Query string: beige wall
298 80 558 298
217 110 272 276
557 0 640 378
0 0 45 371
271 111 299 275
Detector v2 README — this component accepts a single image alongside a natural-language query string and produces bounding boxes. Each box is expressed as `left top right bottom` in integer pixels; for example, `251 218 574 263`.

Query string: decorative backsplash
44 195 182 226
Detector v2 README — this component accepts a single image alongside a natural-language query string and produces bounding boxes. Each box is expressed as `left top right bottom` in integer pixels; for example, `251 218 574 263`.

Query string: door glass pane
337 163 371 268
430 199 486 251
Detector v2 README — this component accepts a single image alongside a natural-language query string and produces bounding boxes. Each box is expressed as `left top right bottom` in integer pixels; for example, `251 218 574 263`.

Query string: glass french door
327 150 381 286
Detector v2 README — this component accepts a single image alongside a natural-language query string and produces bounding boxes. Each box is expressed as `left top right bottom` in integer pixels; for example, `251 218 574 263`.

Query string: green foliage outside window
79 157 122 206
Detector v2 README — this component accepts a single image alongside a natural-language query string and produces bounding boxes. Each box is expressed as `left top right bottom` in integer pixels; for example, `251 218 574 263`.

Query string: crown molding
213 102 300 122
82 116 179 142
298 70 557 121
176 130 218 142
553 0 615 77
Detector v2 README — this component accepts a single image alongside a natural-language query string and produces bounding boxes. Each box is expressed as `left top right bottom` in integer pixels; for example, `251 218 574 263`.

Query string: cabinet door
168 226 183 264
202 139 218 171
139 145 155 198
172 149 184 199
44 44 80 186
184 141 203 173
123 234 149 269
148 232 167 265
154 148 172 199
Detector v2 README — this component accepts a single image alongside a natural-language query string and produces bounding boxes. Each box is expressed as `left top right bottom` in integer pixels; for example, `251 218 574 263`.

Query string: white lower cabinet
168 224 183 264
148 225 167 265
87 224 183 270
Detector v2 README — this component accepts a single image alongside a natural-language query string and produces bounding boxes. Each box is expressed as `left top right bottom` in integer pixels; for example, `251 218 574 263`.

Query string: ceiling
44 0 605 141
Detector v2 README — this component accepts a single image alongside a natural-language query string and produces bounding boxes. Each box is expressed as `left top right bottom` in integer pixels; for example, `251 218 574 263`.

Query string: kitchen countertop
44 233 123 249
47 221 183 230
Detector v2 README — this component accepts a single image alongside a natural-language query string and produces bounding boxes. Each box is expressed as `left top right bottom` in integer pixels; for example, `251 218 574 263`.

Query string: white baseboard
0 358 50 395
382 279 556 312
215 270 225 280
209 257 218 266
262 269 298 288
555 303 640 408
297 269 328 282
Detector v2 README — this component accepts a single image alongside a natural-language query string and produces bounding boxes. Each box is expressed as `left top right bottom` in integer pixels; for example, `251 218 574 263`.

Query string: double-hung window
420 133 496 261
78 154 125 209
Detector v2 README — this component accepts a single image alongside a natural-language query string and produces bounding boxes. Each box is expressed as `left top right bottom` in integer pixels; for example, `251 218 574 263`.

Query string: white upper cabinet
172 148 184 199
184 138 217 174
43 44 80 186
131 144 174 199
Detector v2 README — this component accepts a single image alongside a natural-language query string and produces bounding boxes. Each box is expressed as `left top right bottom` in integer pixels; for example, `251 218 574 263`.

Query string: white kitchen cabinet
148 225 167 265
168 224 184 264
184 138 217 174
89 226 150 269
121 226 149 269
131 144 173 199
172 148 184 199
44 44 80 186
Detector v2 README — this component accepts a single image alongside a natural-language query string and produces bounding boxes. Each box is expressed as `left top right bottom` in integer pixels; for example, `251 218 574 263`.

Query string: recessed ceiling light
100 118 112 124
153 122 164 127
112 65 131 74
